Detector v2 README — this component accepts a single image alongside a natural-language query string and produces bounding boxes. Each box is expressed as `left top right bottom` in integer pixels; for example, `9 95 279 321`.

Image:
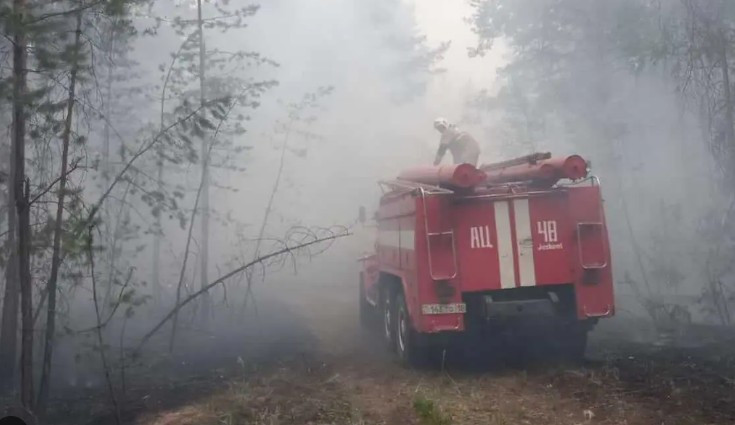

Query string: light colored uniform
434 126 481 166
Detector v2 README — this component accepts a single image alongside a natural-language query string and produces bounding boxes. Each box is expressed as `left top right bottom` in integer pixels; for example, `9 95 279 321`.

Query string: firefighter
432 118 481 167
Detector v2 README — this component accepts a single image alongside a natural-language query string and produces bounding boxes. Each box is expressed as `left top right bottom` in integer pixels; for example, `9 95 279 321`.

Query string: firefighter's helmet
433 117 449 132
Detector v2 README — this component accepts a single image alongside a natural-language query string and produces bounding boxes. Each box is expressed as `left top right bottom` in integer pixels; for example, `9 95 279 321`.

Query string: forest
1 0 735 424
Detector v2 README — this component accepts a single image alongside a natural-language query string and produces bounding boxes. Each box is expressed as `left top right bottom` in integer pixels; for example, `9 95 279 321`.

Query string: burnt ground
30 272 735 425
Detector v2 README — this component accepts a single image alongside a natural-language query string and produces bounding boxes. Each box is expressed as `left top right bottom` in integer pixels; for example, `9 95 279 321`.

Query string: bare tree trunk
152 36 192 306
0 129 19 393
87 229 121 425
103 20 115 188
18 184 32 410
719 37 735 184
152 77 163 305
196 0 211 324
37 8 83 411
169 163 206 352
243 125 292 310
152 81 165 307
11 0 33 409
152 159 162 304
169 92 240 350
102 19 116 309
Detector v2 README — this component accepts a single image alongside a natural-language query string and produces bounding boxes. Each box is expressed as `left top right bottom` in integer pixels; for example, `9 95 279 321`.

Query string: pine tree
149 0 276 322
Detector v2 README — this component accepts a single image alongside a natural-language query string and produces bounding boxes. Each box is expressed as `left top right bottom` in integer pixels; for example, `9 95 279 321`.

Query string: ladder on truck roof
418 186 458 281
377 180 458 281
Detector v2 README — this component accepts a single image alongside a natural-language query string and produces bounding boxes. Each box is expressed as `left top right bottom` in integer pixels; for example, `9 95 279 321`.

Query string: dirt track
276 278 735 425
42 270 735 425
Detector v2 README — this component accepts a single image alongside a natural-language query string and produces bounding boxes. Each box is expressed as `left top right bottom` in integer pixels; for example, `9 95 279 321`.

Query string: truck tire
381 287 396 351
359 275 372 328
1 406 37 425
556 324 588 362
395 292 421 367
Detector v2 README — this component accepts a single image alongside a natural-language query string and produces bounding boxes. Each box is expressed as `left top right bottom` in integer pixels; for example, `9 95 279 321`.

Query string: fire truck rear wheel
381 288 396 351
359 275 372 328
395 292 420 367
557 325 588 362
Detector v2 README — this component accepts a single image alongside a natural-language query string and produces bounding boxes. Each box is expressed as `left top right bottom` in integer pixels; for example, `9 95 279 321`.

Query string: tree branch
82 97 228 230
135 230 349 351
28 0 104 24
28 159 81 206
76 267 134 334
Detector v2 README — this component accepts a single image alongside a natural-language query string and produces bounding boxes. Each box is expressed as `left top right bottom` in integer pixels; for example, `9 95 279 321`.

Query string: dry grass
138 358 356 425
38 277 735 425
412 396 452 425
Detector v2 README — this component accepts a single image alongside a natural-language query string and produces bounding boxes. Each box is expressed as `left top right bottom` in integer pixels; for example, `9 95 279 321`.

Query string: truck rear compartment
453 193 576 292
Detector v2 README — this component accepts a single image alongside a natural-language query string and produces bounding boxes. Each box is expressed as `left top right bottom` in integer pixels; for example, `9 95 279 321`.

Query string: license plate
421 303 466 315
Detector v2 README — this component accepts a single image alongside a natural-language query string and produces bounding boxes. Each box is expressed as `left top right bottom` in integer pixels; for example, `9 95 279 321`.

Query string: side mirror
358 206 366 224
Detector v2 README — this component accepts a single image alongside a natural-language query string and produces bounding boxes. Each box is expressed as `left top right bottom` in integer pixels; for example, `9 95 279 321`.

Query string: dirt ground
38 268 735 425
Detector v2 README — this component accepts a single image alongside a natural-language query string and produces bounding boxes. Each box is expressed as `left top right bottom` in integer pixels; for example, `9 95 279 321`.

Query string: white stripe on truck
513 198 537 286
494 201 515 289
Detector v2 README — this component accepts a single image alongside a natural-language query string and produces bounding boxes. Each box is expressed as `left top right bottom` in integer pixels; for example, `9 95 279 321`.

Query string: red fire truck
358 153 614 365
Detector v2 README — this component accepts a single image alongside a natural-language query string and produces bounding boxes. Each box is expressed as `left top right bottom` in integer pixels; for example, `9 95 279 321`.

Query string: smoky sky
115 0 719 308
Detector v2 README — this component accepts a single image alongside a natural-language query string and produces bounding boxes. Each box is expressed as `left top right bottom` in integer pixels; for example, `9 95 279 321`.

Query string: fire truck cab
358 153 614 366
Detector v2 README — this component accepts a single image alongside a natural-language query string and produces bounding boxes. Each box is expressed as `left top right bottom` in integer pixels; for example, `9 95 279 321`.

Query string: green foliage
413 397 453 425
469 0 617 157
142 0 279 240
472 0 734 177
470 0 735 326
